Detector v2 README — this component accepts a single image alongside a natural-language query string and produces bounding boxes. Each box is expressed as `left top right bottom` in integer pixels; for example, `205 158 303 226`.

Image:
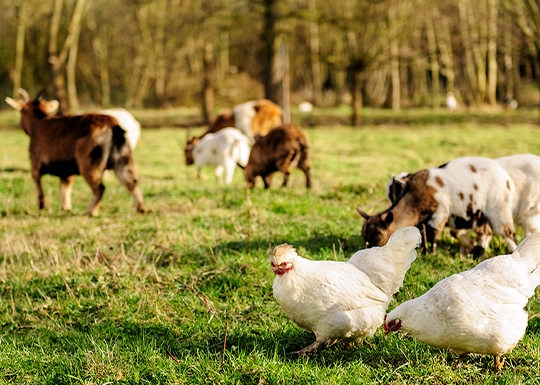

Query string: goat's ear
356 208 371 219
381 212 394 225
395 177 407 186
5 97 23 111
42 100 59 115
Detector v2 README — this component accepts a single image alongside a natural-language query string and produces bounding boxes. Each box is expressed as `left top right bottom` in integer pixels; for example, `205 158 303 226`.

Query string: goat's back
30 114 118 158
250 124 310 165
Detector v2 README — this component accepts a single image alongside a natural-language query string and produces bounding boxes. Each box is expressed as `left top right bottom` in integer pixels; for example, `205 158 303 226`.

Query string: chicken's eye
280 262 287 266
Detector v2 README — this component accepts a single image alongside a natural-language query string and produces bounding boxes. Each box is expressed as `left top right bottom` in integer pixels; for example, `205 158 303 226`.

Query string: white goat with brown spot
360 157 517 257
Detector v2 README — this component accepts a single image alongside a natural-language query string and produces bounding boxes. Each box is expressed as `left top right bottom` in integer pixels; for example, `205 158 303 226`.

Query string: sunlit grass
0 123 540 383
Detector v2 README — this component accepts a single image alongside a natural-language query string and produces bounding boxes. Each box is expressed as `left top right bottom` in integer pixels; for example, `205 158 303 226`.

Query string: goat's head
357 208 396 248
5 89 59 134
184 137 200 165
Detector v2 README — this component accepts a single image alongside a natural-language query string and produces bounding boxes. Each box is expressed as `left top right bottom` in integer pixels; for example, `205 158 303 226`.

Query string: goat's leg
85 181 105 217
113 159 146 214
32 170 45 210
224 159 235 184
60 175 76 210
214 165 224 184
452 229 474 260
282 171 290 187
303 167 311 188
263 173 273 189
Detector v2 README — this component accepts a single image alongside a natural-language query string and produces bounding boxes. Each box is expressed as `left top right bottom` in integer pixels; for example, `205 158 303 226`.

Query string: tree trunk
281 42 290 124
48 0 86 113
426 15 440 109
487 0 500 105
220 31 230 80
67 0 86 112
308 0 322 105
435 4 456 94
412 23 427 105
49 0 68 112
98 24 110 107
202 42 214 125
262 0 280 103
389 3 400 111
504 13 514 99
351 72 361 126
458 0 478 105
154 0 167 103
13 1 27 98
467 0 488 106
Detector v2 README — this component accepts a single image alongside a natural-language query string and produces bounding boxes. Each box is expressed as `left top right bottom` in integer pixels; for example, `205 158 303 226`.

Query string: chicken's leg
494 355 505 372
289 341 321 356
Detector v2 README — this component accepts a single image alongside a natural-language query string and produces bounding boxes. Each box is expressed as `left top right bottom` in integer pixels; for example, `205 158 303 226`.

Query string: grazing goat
359 157 517 257
387 154 540 258
245 124 311 189
202 99 282 143
5 89 146 216
184 128 251 184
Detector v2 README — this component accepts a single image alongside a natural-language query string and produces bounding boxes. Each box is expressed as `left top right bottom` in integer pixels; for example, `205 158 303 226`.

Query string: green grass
1 123 540 384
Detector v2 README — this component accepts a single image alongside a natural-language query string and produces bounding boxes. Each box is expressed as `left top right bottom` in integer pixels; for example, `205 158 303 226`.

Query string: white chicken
384 232 540 371
270 226 421 355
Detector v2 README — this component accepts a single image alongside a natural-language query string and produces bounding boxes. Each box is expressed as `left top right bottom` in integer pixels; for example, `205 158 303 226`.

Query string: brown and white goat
359 157 517 257
244 124 311 189
5 89 146 216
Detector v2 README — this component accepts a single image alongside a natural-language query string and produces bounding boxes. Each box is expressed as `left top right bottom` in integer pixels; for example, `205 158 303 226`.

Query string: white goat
185 128 251 184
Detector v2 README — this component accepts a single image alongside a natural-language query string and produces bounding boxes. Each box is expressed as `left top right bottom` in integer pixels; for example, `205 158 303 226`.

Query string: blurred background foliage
1 0 540 117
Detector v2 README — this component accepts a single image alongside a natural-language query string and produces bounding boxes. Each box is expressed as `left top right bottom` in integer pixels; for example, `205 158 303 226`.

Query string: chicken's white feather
385 232 540 365
271 226 421 354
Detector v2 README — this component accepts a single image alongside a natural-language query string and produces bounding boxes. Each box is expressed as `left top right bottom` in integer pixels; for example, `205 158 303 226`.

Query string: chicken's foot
289 341 321 356
494 356 505 372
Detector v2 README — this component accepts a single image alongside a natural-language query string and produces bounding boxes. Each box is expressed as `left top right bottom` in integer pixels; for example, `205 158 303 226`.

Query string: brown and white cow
359 157 517 257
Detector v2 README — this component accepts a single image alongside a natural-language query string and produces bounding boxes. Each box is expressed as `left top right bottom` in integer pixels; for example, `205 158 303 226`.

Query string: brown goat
244 124 311 189
5 89 146 216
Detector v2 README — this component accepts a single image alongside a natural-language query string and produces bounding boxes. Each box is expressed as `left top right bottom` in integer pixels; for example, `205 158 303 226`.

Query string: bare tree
12 0 26 98
48 0 87 112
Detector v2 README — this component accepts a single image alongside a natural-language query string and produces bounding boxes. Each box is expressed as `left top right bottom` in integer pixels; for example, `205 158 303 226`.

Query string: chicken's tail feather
513 232 540 273
513 233 540 296
351 227 421 297
386 226 423 262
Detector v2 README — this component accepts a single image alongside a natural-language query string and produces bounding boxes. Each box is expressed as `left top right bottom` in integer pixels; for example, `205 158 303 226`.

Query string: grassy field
1 120 540 384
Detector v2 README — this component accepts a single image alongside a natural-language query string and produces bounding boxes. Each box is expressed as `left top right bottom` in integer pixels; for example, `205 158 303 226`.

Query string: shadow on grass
217 232 366 258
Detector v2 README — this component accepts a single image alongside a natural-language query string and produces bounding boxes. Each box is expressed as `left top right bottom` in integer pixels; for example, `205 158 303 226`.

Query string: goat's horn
35 89 46 101
18 88 30 101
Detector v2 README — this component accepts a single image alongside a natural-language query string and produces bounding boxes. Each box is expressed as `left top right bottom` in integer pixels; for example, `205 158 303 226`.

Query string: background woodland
1 0 540 123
